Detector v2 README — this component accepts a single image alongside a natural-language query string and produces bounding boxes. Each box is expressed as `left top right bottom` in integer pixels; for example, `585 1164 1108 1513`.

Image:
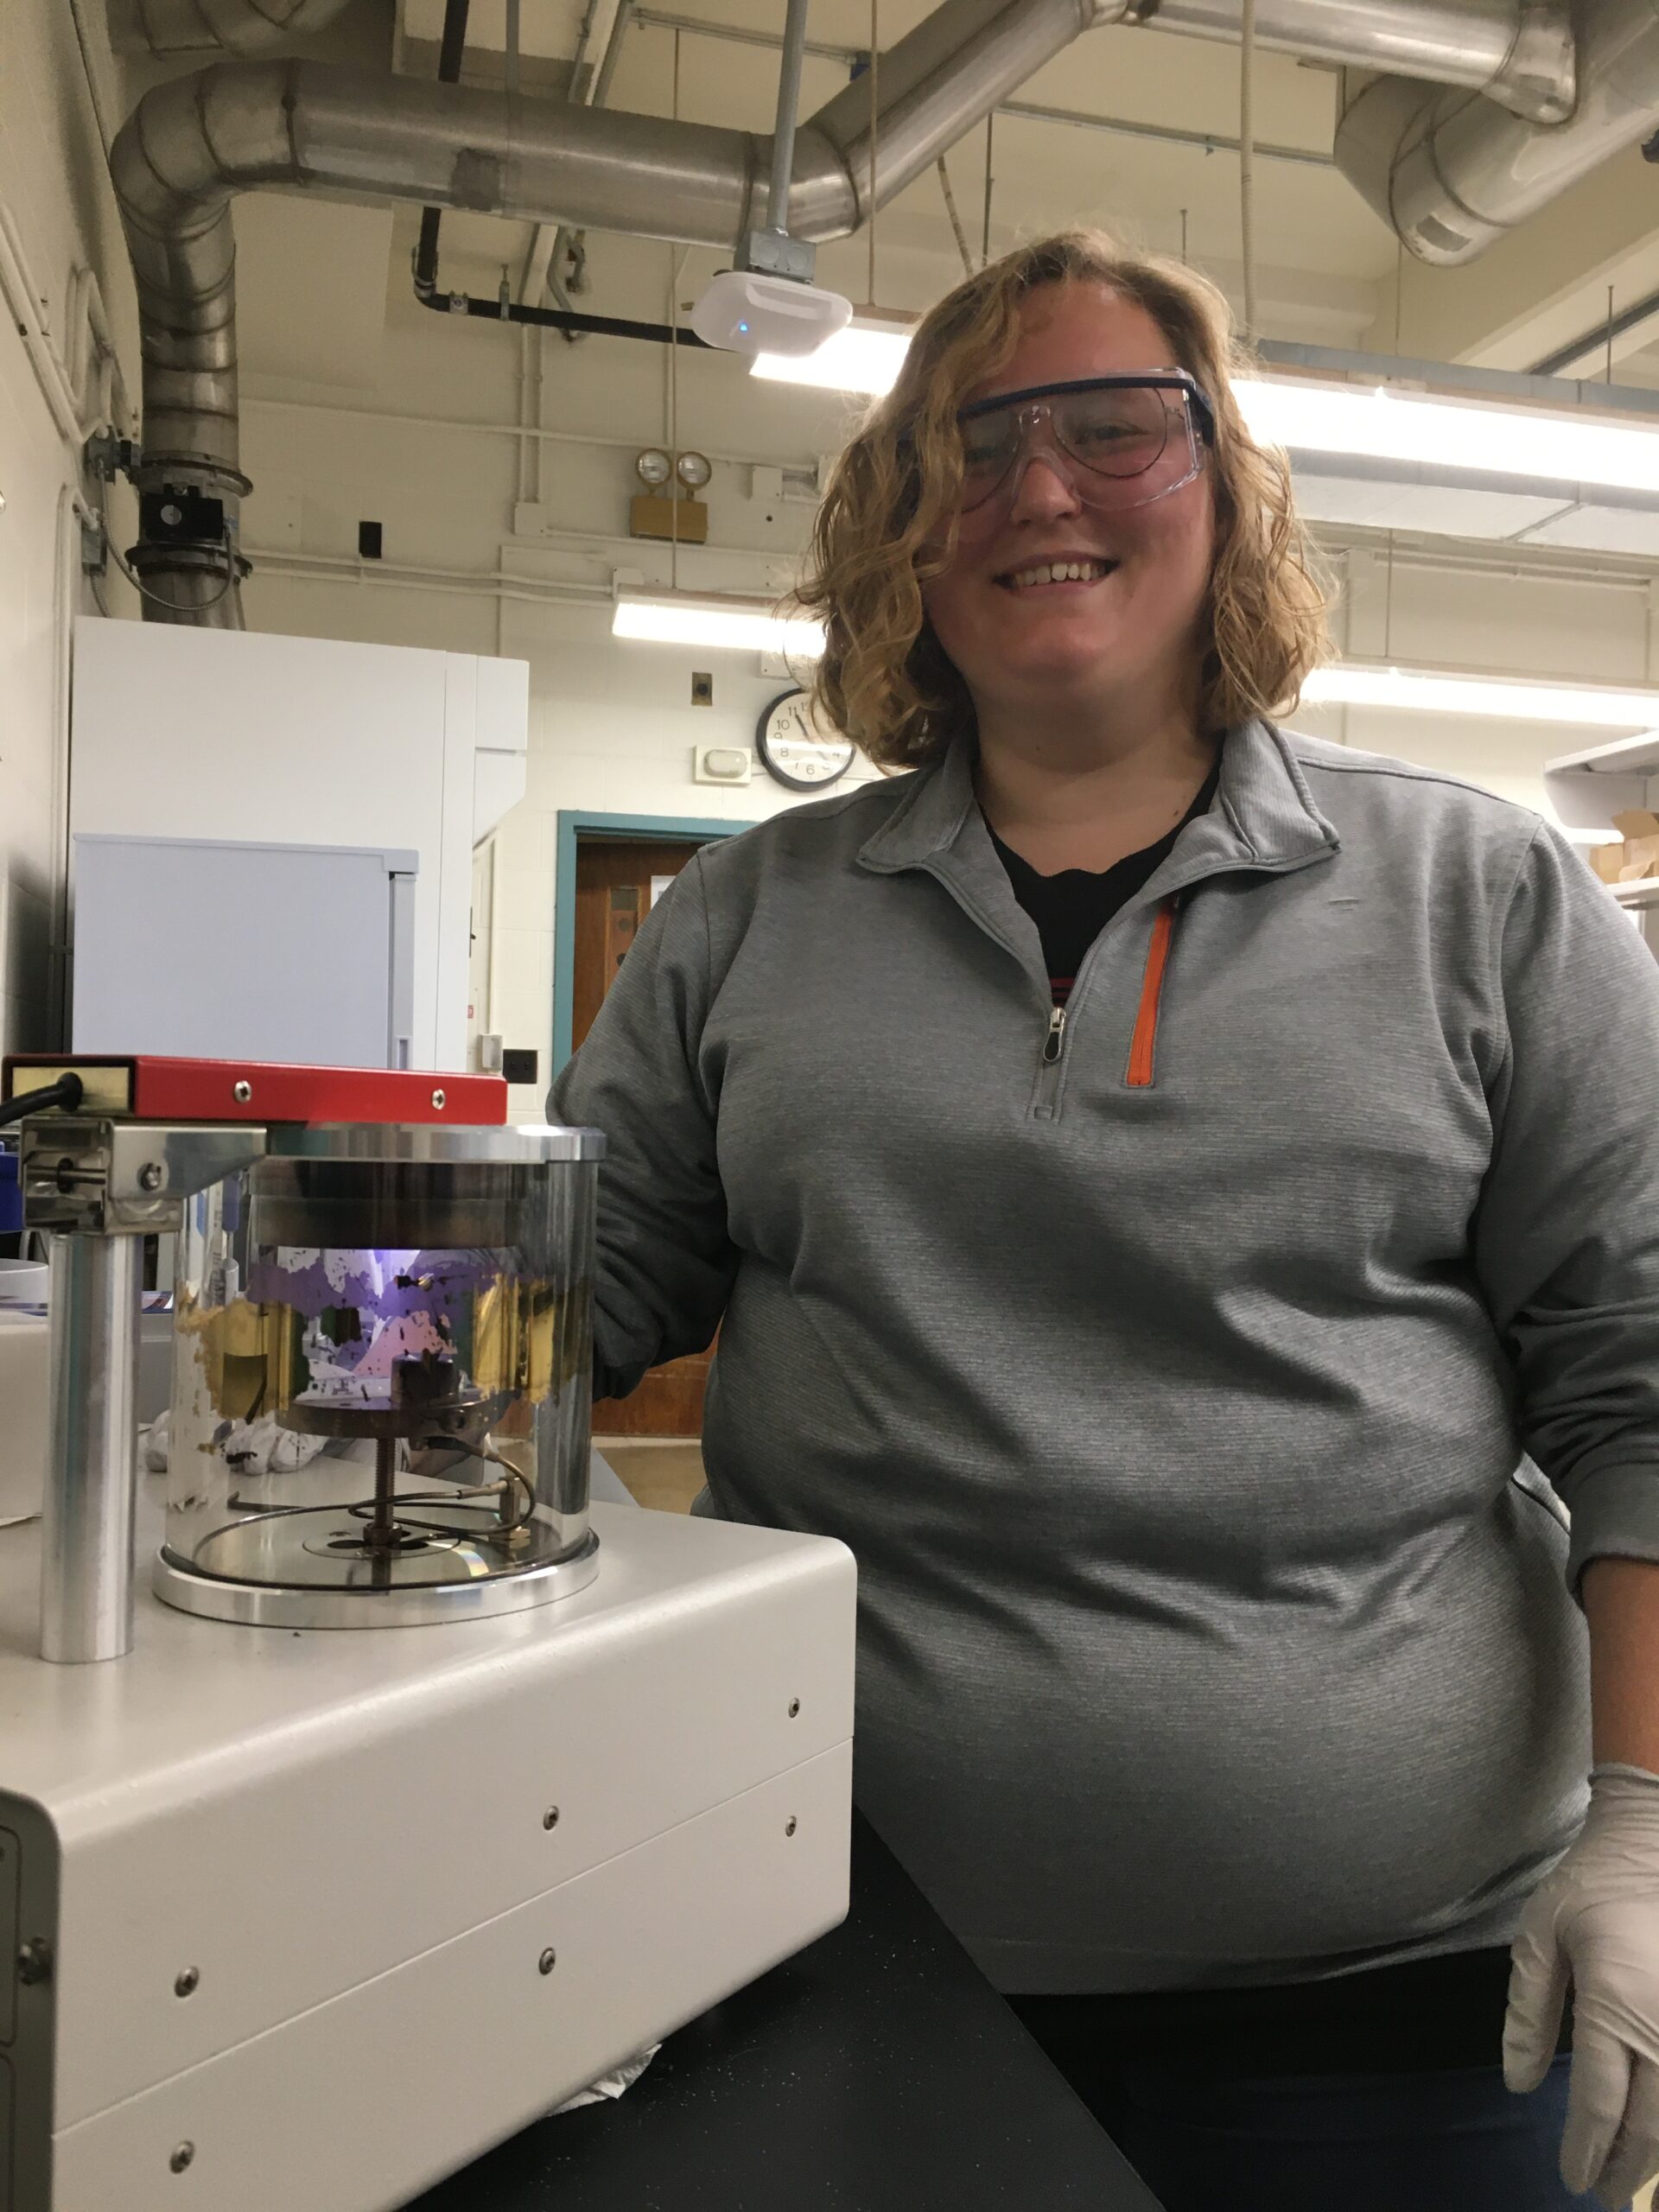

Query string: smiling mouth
998 557 1119 591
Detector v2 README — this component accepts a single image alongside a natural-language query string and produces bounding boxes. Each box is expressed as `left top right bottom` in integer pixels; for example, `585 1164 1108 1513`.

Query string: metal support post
766 0 810 235
39 1232 143 1663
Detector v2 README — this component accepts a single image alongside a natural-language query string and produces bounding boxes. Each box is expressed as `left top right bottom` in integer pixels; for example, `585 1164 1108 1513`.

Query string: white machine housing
0 1495 856 2212
69 620 528 1074
72 835 421 1069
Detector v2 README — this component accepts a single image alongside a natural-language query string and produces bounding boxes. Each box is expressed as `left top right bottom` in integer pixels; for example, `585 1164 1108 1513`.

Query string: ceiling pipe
1119 0 1574 124
110 0 1590 622
105 0 354 56
1337 0 1659 267
110 0 1109 622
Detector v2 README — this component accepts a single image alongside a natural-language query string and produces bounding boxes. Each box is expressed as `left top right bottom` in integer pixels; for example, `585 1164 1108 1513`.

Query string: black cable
410 0 712 356
414 282 714 348
414 0 474 294
0 1073 85 1127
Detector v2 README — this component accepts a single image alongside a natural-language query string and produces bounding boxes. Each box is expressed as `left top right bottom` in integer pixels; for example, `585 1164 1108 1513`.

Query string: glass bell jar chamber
155 1123 603 1626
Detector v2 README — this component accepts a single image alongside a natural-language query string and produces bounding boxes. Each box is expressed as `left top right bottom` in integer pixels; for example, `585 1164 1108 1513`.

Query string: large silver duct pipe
1337 0 1659 266
111 0 1106 624
1124 0 1574 124
106 0 354 57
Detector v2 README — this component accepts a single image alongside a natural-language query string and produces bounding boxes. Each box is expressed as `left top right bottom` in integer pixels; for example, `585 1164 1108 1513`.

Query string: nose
1007 448 1082 522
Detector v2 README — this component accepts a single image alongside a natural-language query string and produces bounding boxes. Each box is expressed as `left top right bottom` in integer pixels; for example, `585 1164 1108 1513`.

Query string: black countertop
408 1815 1162 2212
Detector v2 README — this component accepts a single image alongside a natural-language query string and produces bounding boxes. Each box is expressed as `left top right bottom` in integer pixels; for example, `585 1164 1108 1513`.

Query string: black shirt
989 756 1555 2077
988 761 1221 1006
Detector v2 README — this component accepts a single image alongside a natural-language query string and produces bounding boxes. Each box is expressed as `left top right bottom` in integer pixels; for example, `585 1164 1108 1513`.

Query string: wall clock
755 688 856 792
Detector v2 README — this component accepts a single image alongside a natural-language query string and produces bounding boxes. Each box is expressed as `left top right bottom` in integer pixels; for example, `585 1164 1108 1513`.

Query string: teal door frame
552 810 754 1075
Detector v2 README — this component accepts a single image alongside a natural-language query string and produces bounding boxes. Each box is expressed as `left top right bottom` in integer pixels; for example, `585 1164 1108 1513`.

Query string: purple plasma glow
245 1248 511 1377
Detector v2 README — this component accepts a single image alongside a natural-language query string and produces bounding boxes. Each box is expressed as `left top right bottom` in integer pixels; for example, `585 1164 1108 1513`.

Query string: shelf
1546 731 1659 778
1610 878 1659 911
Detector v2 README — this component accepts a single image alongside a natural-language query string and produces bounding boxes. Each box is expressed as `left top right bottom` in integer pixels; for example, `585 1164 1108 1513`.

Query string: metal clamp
20 1119 268 1235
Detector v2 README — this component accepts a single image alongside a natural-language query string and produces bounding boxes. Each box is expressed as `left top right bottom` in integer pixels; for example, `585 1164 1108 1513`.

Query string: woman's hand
1504 1765 1659 2208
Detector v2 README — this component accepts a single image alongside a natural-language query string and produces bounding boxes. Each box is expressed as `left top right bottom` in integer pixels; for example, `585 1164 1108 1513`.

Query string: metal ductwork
1117 0 1575 124
111 0 1106 623
106 0 354 57
109 0 1599 622
1337 0 1659 267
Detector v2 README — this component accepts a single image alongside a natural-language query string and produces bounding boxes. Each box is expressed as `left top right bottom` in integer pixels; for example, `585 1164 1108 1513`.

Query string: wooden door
572 836 715 1437
571 838 703 1052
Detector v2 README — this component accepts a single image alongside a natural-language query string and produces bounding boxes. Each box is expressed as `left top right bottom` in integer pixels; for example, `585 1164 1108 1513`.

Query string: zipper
906 855 1186 1113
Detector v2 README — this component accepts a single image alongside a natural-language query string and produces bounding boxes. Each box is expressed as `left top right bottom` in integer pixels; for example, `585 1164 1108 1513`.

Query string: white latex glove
1505 1765 1659 2209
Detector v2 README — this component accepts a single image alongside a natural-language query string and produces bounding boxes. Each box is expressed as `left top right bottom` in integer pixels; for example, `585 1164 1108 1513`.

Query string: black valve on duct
138 486 227 549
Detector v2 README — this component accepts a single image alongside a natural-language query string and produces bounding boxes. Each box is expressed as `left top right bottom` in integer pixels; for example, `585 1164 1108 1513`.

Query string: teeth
1006 558 1110 588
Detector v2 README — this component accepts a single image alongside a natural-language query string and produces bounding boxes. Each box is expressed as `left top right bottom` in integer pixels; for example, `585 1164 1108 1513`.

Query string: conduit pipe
1337 0 1659 266
111 0 1108 621
0 200 128 448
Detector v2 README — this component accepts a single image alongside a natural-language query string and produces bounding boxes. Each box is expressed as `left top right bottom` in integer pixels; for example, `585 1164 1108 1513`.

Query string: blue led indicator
738 321 749 333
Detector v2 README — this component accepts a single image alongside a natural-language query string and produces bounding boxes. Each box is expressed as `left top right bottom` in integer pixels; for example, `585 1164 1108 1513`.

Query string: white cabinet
70 620 528 1073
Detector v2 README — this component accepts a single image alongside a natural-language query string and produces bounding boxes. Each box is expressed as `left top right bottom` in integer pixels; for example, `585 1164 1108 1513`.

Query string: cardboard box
1592 810 1659 885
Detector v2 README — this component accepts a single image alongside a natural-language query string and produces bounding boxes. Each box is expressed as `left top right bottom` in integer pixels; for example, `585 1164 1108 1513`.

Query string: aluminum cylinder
40 1234 143 1663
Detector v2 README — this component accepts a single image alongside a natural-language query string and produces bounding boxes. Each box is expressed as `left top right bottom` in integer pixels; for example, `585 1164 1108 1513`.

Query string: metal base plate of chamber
154 1526 601 1627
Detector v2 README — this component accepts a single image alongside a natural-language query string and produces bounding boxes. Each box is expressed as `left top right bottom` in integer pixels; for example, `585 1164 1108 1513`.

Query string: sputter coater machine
0 1054 855 2212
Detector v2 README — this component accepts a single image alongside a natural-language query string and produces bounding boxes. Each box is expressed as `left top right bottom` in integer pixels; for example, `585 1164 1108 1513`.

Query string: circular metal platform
152 1524 601 1629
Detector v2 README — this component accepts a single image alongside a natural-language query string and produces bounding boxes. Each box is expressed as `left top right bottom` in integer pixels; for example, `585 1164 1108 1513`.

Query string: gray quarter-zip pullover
551 721 1659 1993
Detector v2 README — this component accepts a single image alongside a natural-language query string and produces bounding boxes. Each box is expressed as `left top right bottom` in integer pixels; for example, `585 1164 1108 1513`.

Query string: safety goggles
954 372 1216 516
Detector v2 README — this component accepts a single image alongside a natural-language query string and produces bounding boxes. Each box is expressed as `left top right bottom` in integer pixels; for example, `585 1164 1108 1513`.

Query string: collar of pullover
856 719 1341 890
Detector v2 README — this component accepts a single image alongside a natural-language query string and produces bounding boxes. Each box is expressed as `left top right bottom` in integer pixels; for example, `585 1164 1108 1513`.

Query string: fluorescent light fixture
1235 377 1659 496
748 332 1659 499
612 589 825 659
751 321 912 396
1303 664 1659 728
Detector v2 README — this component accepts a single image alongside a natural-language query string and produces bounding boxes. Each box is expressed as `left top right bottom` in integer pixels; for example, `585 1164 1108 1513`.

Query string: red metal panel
133 1059 509 1125
3 1055 509 1127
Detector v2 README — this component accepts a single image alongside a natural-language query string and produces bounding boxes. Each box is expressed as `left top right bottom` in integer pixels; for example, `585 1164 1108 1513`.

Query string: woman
552 232 1659 2210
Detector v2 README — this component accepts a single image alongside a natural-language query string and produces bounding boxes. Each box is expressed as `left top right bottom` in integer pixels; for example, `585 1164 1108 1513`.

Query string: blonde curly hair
795 229 1330 772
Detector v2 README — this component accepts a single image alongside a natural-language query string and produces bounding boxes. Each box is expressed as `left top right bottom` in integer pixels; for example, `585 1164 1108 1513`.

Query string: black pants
1029 2049 1611 2211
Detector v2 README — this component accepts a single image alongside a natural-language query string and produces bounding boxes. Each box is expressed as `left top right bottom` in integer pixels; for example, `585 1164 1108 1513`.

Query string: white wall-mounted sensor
690 270 852 359
695 745 753 785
